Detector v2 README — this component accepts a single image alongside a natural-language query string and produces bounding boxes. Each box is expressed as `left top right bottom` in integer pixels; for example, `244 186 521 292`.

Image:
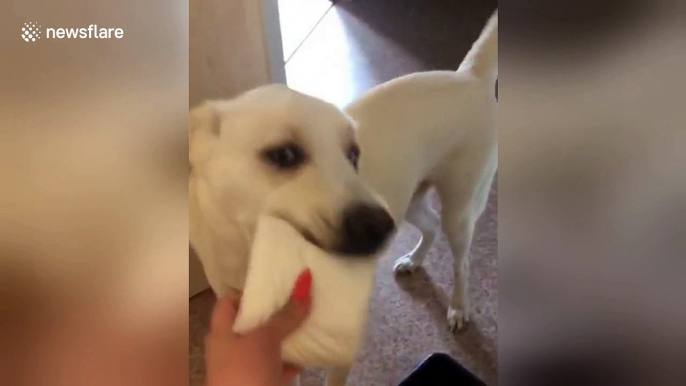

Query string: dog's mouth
300 228 324 250
268 210 393 257
270 213 326 251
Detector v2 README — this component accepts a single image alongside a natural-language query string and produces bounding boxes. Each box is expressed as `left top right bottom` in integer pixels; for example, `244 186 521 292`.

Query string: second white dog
346 11 498 332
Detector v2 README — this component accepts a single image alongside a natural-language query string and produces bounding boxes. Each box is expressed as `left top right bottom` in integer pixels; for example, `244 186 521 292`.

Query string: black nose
338 203 395 256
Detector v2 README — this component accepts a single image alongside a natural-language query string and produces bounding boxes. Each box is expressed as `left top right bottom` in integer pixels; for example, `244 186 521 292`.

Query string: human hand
205 269 312 386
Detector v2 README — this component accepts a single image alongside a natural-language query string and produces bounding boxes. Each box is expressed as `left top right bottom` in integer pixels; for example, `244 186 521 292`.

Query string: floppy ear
189 102 220 168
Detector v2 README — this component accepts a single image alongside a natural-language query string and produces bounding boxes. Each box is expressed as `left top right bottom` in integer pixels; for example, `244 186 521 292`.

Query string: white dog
347 13 498 332
190 10 497 385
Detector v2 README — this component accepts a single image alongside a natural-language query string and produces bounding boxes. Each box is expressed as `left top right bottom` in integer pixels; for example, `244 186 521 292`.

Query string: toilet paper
233 215 377 368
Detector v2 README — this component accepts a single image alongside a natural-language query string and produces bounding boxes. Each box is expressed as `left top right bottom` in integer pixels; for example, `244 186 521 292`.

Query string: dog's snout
338 203 395 256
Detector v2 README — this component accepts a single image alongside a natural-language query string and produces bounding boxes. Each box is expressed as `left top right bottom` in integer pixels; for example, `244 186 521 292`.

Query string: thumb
282 364 304 384
209 290 241 339
265 269 312 342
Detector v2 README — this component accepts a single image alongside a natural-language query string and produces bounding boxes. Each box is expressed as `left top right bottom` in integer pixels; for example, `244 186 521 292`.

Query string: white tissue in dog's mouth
233 215 377 368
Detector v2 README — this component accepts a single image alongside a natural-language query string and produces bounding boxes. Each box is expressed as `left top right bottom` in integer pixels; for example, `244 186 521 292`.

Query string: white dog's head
190 85 394 257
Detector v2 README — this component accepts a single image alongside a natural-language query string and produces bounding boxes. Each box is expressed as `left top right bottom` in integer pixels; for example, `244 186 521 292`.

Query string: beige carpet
190 180 498 385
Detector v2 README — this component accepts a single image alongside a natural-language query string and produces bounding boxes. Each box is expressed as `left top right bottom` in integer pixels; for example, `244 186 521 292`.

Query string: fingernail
292 269 312 304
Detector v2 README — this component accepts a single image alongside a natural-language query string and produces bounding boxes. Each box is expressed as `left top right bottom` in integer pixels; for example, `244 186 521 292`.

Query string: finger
282 364 304 383
223 289 242 309
209 291 241 339
266 269 312 341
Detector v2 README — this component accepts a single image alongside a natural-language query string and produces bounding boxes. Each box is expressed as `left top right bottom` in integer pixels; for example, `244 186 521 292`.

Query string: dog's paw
447 306 469 333
393 255 420 274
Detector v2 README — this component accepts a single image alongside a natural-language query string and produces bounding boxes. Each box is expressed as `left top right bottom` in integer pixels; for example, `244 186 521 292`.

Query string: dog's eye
347 144 360 170
263 143 306 169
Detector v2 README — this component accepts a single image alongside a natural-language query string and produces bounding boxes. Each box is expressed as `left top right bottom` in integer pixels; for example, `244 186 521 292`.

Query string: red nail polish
292 269 312 303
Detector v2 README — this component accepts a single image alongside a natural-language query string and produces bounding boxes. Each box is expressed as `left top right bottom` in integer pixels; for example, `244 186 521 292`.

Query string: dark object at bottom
398 353 487 386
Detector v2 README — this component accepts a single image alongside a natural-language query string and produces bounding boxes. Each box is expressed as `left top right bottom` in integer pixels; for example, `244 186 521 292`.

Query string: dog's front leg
289 374 301 386
394 194 440 273
326 367 350 386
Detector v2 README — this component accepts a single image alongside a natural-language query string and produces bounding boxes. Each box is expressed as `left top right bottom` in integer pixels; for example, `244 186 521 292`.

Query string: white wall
189 0 285 107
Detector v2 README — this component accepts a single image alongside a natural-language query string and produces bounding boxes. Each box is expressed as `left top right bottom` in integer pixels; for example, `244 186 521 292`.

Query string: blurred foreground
1 1 189 385
500 0 685 384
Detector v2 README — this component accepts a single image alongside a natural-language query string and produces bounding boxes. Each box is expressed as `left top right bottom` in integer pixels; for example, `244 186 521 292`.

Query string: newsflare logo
21 22 41 42
21 21 124 43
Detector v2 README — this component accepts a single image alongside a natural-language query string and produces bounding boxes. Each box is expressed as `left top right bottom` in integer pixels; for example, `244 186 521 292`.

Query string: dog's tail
458 10 498 81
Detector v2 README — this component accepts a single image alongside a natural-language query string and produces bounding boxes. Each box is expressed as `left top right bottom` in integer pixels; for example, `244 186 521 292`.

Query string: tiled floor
284 0 496 108
190 1 498 385
278 0 333 61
